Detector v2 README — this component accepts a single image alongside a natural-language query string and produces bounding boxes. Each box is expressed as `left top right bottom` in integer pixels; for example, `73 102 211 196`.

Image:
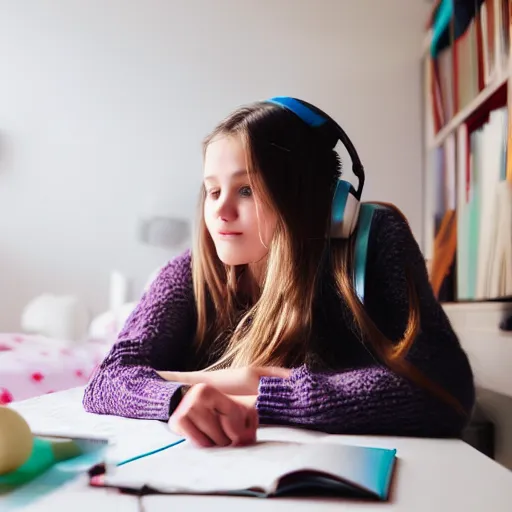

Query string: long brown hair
192 101 464 415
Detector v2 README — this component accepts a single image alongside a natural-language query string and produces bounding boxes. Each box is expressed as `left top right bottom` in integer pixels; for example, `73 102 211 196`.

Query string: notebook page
103 440 310 495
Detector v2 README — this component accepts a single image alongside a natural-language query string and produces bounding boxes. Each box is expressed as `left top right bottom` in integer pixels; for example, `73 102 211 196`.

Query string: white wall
0 0 430 330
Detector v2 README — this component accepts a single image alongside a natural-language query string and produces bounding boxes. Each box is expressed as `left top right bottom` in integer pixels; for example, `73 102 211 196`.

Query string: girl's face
203 135 277 267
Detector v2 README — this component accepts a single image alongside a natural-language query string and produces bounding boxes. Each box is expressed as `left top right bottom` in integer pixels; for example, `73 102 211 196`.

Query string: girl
83 97 475 448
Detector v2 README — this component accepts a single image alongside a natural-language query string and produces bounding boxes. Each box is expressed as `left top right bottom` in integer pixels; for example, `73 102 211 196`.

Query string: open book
89 440 397 500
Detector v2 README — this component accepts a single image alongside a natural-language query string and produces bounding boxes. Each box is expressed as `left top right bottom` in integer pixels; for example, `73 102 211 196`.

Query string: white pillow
21 294 90 343
88 301 138 341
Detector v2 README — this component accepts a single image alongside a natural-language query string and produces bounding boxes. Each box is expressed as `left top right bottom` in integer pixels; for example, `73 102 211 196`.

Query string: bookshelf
429 71 509 149
422 0 512 304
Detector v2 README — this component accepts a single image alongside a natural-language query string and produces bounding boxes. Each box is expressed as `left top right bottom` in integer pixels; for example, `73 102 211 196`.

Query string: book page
103 440 310 495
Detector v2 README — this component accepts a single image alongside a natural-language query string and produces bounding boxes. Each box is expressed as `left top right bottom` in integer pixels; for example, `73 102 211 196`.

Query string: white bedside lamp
138 216 190 249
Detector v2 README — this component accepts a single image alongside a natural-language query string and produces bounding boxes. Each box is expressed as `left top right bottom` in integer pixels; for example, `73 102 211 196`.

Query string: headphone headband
266 96 365 199
264 96 376 303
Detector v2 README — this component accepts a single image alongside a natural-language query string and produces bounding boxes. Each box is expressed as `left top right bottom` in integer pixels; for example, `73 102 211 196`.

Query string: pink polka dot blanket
0 333 111 405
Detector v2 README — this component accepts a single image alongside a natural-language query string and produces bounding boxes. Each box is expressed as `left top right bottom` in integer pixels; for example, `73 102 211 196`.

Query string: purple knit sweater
83 209 475 437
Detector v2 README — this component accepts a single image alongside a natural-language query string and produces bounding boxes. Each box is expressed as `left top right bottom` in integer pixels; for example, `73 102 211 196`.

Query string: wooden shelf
428 70 510 149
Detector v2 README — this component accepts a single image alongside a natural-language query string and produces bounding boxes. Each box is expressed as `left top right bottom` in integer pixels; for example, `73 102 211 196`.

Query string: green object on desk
0 438 56 492
0 437 108 510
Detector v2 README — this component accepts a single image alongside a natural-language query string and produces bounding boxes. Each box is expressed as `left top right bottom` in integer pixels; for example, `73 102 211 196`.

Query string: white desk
5 387 512 511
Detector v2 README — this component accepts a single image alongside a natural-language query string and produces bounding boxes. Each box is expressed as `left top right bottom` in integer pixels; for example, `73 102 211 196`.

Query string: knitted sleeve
256 209 476 437
82 250 195 420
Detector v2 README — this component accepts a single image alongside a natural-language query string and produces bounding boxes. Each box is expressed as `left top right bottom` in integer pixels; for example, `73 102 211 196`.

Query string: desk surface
5 387 512 512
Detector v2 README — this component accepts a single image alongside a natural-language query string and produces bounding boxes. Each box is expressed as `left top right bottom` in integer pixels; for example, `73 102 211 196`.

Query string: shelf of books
423 0 512 303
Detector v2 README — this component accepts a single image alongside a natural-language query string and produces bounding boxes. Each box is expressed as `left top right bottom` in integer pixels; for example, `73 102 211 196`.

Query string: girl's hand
157 366 291 396
168 383 258 448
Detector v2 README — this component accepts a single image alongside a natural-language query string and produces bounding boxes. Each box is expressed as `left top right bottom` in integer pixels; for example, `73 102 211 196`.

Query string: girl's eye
239 186 252 198
206 188 220 199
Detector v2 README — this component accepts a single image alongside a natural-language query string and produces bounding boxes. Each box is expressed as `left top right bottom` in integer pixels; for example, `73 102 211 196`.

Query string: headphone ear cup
353 203 382 303
330 180 361 239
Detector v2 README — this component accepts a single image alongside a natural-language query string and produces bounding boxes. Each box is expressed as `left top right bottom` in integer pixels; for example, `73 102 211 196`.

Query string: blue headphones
266 96 383 303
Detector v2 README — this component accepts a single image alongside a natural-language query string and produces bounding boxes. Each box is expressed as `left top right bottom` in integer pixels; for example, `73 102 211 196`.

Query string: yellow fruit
0 406 34 475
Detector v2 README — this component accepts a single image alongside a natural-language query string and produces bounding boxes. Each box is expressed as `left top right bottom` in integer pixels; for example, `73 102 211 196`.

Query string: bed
0 333 111 405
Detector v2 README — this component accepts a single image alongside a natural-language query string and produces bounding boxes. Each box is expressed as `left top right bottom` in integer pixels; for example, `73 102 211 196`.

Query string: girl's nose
216 195 238 222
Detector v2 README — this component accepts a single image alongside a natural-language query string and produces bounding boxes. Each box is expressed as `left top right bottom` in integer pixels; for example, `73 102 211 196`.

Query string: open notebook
89 440 397 500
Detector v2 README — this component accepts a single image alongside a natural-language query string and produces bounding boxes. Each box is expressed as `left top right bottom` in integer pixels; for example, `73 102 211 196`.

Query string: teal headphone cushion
353 203 384 303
